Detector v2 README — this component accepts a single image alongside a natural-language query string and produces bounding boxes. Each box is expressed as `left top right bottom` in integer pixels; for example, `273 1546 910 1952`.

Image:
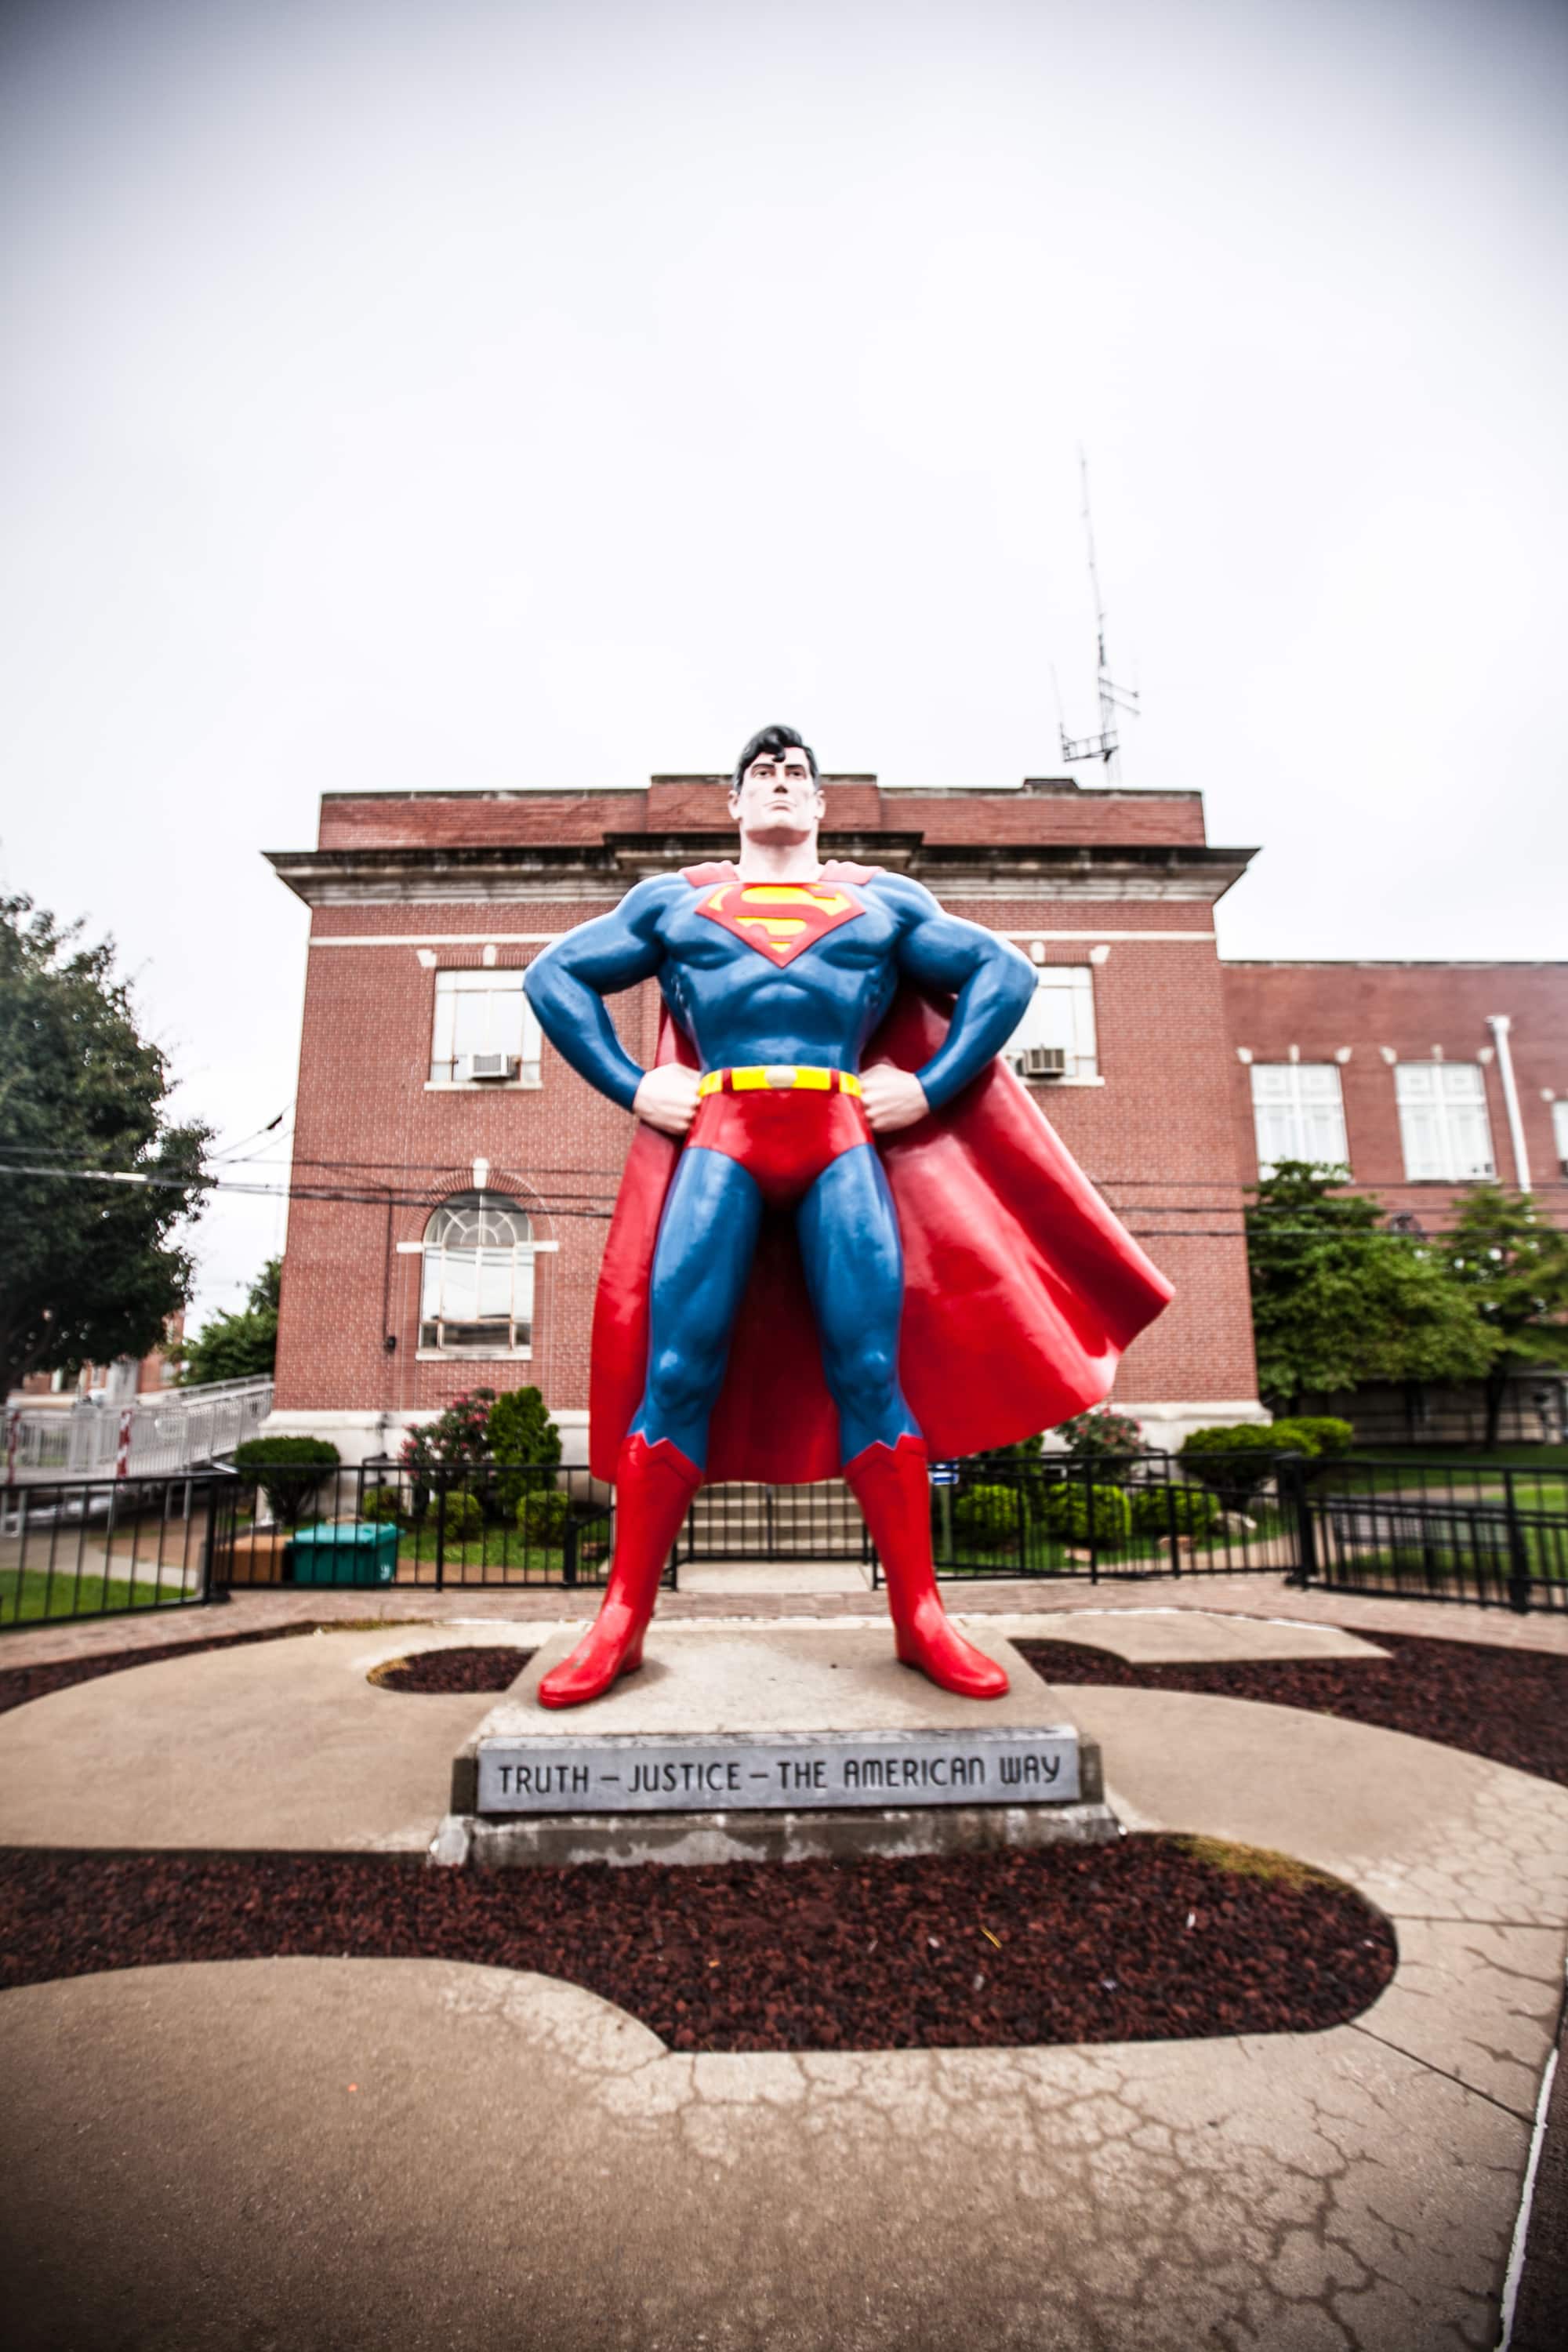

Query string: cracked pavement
2 1610 1566 2349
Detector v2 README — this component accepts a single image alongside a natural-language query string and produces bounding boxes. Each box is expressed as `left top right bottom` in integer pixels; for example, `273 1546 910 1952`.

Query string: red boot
536 1433 701 1709
847 1435 1010 1700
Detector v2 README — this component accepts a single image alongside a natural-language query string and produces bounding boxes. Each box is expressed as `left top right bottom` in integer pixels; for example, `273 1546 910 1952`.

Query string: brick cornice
267 837 1258 907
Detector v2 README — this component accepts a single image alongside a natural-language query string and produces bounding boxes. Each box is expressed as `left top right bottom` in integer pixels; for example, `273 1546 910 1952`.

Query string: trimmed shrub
1269 1415 1355 1458
434 1488 485 1541
361 1484 405 1526
491 1385 563 1512
1037 1480 1133 1547
1129 1483 1224 1540
231 1436 340 1526
516 1487 571 1543
1179 1424 1279 1501
947 1483 1026 1548
489 1385 561 1465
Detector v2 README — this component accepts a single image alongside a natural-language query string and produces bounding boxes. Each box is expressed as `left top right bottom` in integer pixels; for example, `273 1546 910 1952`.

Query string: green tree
1444 1186 1568 1446
0 895 211 1399
178 1258 281 1385
1245 1162 1495 1412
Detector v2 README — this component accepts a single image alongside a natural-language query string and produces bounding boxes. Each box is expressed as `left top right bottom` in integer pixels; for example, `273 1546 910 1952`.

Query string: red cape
589 866 1174 1483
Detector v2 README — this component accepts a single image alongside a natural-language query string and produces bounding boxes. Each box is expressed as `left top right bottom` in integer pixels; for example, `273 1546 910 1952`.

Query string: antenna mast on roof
1058 450 1139 779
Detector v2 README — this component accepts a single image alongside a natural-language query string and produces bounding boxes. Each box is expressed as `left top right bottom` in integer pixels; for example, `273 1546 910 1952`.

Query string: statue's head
728 723 824 848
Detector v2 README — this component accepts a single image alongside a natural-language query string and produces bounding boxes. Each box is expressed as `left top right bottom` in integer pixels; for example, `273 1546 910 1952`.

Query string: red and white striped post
115 1407 134 1480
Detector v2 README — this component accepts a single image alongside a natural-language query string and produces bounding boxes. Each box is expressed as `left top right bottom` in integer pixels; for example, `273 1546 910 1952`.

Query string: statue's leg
538 1148 761 1709
797 1144 1008 1700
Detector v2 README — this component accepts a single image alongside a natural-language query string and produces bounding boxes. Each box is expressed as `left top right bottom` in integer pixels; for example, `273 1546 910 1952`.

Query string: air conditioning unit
1021 1047 1068 1080
460 1053 518 1083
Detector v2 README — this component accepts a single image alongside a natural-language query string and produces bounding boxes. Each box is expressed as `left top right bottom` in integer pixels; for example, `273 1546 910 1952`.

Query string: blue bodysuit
524 866 1033 1470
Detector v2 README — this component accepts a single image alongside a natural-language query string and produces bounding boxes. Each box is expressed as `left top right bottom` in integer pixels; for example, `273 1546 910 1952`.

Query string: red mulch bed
0 1838 1393 2050
1014 1629 1568 1785
369 1646 535 1694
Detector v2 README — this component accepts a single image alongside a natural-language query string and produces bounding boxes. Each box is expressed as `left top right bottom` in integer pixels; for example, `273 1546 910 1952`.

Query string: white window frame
1552 1099 1568 1179
427 969 543 1090
418 1192 535 1358
1394 1062 1496 1182
1004 966 1100 1083
1250 1063 1350 1178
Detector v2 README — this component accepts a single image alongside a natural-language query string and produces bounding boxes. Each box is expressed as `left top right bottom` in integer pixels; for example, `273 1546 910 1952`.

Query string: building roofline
317 787 647 803
1222 958 1568 971
314 777 1205 804
267 838 1257 909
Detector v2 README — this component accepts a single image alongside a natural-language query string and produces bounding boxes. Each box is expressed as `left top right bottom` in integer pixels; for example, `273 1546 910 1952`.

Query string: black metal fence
1292 1457 1566 1613
862 1450 1567 1614
6 1448 1564 1631
216 1460 657 1595
881 1451 1294 1585
0 1472 235 1632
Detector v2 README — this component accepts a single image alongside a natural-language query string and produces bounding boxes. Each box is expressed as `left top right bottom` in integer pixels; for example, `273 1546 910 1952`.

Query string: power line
0 1161 617 1220
208 1103 293 1163
4 1160 1552 1244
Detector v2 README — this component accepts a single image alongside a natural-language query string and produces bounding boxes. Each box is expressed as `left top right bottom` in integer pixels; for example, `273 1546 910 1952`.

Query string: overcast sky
2 0 1564 1331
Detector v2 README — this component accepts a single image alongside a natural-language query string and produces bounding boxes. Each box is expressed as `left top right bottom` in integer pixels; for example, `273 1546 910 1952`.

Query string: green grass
930 1504 1289 1578
1316 1465 1568 1518
0 1568 199 1628
1340 1443 1568 1471
1316 1550 1563 1590
1172 1836 1334 1891
390 1524 604 1581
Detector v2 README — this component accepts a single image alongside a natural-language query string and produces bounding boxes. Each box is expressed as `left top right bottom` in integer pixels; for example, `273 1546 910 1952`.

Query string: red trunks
687 1083 872 1209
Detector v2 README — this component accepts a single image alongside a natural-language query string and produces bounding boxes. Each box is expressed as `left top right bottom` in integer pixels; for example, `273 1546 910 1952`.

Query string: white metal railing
5 1379 275 1482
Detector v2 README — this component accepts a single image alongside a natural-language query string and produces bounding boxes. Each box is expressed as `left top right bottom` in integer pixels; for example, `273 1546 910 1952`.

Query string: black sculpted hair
732 724 818 791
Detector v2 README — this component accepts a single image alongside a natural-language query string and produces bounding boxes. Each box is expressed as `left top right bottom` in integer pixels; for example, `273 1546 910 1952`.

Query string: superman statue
523 724 1173 1709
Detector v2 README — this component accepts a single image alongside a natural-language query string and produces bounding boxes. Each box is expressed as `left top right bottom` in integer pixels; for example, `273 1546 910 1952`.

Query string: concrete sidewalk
4 1949 1551 2352
2 1606 1566 2347
5 1563 1568 1669
0 1611 1385 1854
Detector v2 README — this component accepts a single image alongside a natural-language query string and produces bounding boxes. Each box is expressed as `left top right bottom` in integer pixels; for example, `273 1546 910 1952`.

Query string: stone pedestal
439 1622 1116 1868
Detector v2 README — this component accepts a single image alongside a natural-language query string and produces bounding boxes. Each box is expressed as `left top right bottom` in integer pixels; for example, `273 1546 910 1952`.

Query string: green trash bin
286 1519 399 1588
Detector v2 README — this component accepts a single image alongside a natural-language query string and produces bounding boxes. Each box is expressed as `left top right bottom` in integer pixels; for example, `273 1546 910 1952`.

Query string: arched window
419 1192 534 1356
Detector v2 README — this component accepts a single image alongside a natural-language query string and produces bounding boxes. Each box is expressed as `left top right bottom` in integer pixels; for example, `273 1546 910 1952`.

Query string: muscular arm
522 878 677 1113
877 877 1036 1112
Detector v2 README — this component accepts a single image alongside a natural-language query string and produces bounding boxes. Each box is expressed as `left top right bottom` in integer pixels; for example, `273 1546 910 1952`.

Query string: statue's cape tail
588 988 1174 1483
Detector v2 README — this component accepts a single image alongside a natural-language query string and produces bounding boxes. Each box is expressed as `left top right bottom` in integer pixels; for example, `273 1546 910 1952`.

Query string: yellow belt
697 1065 863 1098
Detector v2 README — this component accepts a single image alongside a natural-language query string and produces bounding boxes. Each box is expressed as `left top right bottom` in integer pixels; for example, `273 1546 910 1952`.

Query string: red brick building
265 777 1568 1463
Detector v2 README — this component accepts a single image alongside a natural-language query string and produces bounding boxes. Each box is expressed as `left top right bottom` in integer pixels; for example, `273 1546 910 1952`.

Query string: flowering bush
401 1389 496 1472
1055 1407 1146 1481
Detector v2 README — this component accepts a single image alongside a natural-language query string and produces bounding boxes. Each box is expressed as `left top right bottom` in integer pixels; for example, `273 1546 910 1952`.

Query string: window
419 1192 535 1355
1552 1100 1568 1179
429 970 542 1086
1250 1064 1349 1177
1004 967 1098 1081
1395 1062 1495 1181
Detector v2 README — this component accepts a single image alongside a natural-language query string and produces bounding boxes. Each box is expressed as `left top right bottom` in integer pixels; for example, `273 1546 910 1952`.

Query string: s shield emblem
695 881 867 967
